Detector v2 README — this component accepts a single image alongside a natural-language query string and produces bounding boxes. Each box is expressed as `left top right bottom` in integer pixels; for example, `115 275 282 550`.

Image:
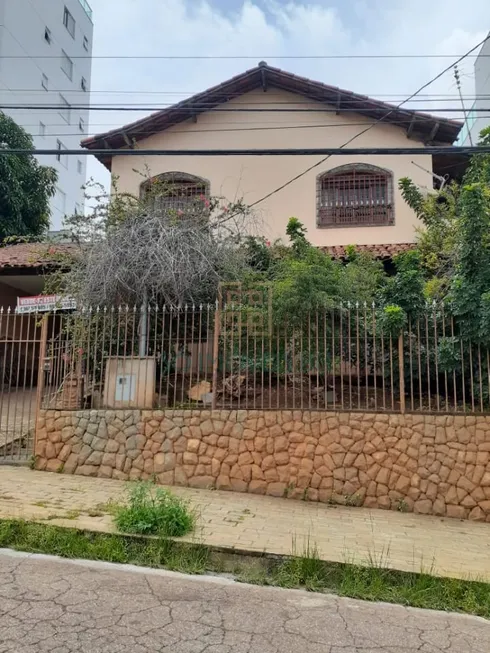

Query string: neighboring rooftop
321 243 415 260
0 241 414 273
82 62 463 170
0 243 76 270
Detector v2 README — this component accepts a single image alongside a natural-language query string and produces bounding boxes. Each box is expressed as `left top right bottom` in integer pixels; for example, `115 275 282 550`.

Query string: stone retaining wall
35 409 490 521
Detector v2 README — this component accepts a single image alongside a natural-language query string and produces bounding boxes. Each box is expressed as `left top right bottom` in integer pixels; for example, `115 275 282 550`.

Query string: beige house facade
83 63 462 249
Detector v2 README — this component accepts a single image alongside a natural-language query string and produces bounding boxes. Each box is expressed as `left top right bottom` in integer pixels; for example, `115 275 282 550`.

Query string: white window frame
58 94 71 124
77 160 83 174
81 77 87 92
57 188 67 215
78 117 85 132
63 6 75 38
61 50 73 80
56 140 68 168
39 122 46 137
83 36 89 51
41 73 48 90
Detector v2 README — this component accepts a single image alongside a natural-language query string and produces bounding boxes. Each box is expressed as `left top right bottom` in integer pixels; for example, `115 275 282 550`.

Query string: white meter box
103 357 155 408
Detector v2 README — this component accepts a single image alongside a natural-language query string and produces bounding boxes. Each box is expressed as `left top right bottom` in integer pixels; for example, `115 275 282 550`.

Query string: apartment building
461 32 490 145
0 0 93 229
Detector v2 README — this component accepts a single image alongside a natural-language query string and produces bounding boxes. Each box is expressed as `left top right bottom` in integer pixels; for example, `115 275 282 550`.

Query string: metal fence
1 302 490 461
0 309 44 461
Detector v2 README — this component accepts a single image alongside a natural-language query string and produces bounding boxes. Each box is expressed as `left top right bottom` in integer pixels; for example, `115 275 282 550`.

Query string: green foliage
285 216 309 255
244 236 274 272
437 337 461 374
450 183 490 342
0 113 57 242
399 177 459 287
272 246 342 321
377 305 406 337
268 219 383 324
114 481 195 537
382 251 425 318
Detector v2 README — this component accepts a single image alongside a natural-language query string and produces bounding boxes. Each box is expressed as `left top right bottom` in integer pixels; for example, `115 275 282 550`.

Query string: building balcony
78 0 93 21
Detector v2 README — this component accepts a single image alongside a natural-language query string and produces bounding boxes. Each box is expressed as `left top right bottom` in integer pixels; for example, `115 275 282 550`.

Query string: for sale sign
16 295 76 314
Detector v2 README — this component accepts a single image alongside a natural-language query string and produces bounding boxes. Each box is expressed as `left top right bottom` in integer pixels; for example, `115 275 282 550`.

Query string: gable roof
82 62 463 170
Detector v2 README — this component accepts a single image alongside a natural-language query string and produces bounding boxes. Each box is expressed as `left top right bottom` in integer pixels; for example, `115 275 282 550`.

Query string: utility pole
454 65 474 146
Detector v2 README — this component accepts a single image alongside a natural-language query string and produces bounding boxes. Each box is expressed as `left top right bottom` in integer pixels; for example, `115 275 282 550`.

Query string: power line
4 90 489 100
17 115 490 130
1 146 488 156
19 116 490 139
1 104 484 112
247 33 490 209
2 53 490 60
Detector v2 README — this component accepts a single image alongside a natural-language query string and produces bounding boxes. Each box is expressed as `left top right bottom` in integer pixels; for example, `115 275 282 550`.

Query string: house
0 242 75 309
83 62 463 249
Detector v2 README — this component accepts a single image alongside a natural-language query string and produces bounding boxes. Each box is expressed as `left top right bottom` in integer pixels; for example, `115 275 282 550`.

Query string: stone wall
35 409 490 521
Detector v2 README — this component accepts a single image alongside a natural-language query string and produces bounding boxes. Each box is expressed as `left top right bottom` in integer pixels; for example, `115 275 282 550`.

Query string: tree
54 176 258 307
0 113 57 242
396 129 490 406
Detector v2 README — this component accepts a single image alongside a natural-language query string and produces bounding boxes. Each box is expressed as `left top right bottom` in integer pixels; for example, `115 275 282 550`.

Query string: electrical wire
4 91 489 101
2 53 490 60
1 146 488 157
1 104 486 112
246 34 490 209
20 116 490 139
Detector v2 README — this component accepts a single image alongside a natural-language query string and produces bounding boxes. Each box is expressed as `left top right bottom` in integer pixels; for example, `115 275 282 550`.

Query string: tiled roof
82 62 462 170
321 243 415 259
0 243 76 269
0 241 414 270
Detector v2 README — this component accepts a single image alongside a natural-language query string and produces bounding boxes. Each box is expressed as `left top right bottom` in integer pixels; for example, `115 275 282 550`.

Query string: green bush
114 481 195 537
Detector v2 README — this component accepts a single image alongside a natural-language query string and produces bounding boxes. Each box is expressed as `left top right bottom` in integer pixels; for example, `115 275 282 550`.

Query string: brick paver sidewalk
1 467 490 580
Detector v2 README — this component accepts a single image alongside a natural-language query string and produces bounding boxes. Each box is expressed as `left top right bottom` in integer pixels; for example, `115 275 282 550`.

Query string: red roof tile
0 243 76 269
321 243 415 259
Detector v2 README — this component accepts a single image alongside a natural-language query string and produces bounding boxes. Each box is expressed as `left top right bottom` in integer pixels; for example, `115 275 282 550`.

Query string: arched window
140 172 210 213
317 164 394 228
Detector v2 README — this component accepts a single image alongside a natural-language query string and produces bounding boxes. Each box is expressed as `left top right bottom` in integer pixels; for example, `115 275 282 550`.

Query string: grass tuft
113 481 195 538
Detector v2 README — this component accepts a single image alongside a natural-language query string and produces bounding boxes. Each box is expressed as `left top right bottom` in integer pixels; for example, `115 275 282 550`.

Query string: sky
84 0 490 191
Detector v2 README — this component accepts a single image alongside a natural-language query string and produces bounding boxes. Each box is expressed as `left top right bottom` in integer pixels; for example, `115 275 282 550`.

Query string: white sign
16 295 77 314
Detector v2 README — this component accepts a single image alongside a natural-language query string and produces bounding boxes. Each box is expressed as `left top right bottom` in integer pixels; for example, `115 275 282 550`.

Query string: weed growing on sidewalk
1 519 490 619
114 481 195 537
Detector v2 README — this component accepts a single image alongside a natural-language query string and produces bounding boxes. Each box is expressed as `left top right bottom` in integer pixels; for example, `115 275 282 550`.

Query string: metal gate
0 311 46 463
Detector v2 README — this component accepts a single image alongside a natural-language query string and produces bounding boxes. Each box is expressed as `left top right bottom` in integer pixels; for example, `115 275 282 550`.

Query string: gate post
211 298 221 411
398 332 406 414
34 316 49 446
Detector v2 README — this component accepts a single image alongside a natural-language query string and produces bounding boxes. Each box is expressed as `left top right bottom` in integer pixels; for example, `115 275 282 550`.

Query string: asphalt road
0 550 489 653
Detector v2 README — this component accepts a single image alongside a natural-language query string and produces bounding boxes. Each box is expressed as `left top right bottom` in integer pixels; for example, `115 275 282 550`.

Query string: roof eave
82 63 462 168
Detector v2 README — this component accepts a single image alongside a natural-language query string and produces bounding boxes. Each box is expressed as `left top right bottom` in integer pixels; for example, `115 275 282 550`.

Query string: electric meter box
103 357 155 409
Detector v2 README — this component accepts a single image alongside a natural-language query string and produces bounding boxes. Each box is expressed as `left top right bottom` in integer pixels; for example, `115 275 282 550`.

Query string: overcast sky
85 0 490 190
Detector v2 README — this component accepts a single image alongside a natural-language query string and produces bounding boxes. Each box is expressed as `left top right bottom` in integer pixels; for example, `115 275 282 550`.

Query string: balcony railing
78 0 93 21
